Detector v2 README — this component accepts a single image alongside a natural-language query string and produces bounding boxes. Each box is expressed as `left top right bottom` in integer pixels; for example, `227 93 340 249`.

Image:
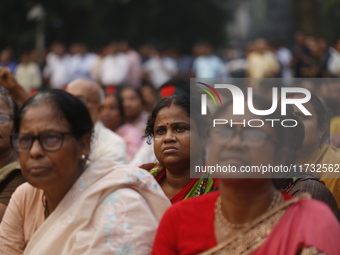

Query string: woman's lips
163 146 179 154
28 167 50 176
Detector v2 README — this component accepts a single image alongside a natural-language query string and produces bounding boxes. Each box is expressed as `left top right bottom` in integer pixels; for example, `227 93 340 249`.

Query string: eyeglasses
11 131 73 152
0 113 13 124
77 96 100 105
210 127 276 148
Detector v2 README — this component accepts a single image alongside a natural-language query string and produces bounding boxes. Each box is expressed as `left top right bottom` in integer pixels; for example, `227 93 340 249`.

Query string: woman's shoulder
12 183 43 201
289 196 339 223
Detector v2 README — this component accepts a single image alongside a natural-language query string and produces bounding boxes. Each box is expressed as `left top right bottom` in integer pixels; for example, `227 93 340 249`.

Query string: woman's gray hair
0 88 17 114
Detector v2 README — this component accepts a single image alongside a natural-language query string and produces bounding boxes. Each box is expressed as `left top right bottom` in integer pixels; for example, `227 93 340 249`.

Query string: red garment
152 191 340 255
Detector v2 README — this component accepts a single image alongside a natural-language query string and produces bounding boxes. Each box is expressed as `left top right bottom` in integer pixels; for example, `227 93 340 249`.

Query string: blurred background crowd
2 0 340 156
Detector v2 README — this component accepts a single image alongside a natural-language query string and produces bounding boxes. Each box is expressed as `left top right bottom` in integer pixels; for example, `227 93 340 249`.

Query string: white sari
1 159 170 255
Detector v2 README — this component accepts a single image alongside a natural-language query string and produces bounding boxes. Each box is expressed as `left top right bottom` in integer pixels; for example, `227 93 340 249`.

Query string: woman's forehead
22 103 68 126
154 106 191 126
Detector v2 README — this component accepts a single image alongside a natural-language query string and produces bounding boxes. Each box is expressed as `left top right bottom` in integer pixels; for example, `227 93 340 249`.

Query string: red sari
152 191 340 255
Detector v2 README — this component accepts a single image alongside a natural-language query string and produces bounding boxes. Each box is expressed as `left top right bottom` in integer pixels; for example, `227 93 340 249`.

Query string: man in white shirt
43 42 70 89
192 42 226 79
100 42 129 86
143 48 178 89
68 43 98 82
66 79 127 163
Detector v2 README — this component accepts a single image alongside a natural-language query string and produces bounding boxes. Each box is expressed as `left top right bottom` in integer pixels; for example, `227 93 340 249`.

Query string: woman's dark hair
0 88 18 115
107 93 125 121
13 89 93 141
308 93 328 142
139 82 156 94
144 94 211 145
119 86 145 106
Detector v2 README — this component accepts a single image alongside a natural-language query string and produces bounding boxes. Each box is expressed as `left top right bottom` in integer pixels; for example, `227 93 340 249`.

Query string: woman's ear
78 133 91 159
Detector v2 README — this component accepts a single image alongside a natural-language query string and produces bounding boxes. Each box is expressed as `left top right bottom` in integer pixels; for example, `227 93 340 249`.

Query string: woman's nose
29 139 45 158
227 131 245 149
163 131 176 142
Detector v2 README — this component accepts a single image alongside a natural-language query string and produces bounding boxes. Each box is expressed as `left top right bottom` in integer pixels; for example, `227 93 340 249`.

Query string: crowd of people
1 31 340 94
0 31 339 254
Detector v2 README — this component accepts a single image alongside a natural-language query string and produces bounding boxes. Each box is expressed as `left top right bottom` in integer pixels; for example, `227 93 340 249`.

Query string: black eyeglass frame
10 131 74 152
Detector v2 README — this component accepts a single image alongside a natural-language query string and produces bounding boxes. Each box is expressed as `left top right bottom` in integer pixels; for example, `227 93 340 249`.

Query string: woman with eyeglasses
140 94 217 204
0 89 170 255
0 89 25 222
152 94 340 255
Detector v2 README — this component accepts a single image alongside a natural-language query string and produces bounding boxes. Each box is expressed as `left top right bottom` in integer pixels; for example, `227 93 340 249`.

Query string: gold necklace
215 190 282 230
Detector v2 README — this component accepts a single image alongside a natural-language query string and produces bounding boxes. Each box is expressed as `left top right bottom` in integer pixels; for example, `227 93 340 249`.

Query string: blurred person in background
141 95 217 204
192 42 226 79
66 79 127 164
0 89 170 254
223 42 247 78
100 41 129 88
90 46 107 85
100 93 143 162
327 39 340 77
270 40 293 86
120 86 149 134
138 43 153 64
119 40 142 88
323 97 340 148
67 42 97 82
0 48 17 73
291 31 310 77
318 37 331 77
139 82 158 114
14 52 42 94
170 47 194 81
143 45 178 89
299 36 324 78
29 48 47 71
43 42 70 89
292 93 340 208
0 89 25 222
246 38 280 79
272 103 340 220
